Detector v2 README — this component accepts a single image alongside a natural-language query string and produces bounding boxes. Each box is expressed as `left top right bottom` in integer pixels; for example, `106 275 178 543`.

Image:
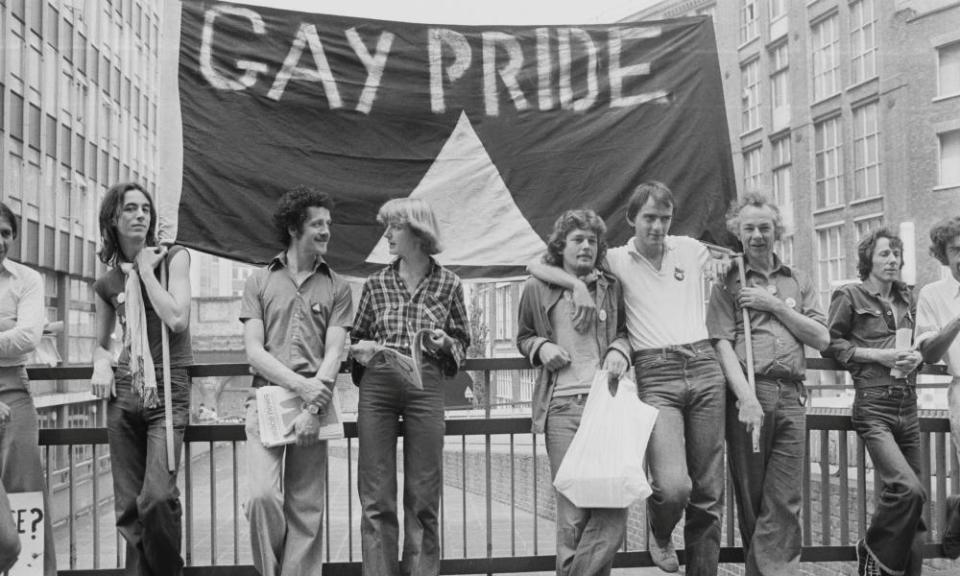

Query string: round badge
598 309 607 323
766 285 778 295
674 266 685 281
785 297 796 309
117 293 126 304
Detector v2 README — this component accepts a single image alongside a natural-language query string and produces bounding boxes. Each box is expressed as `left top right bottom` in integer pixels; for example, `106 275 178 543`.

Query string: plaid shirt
352 258 470 376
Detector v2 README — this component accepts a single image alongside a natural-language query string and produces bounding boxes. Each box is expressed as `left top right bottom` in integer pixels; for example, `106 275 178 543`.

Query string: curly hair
928 217 960 266
626 181 674 223
857 227 903 281
543 210 607 269
725 192 784 240
272 187 335 247
98 182 157 267
0 202 18 239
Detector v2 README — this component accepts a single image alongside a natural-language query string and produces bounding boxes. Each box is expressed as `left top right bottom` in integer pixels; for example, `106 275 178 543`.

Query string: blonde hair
377 198 442 255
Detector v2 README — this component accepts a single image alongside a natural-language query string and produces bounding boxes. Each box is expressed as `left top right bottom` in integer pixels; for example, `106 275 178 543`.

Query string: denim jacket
516 270 631 433
823 281 917 388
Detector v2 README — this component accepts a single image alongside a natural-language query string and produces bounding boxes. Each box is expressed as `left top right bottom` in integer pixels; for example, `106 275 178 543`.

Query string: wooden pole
736 255 761 453
160 252 176 472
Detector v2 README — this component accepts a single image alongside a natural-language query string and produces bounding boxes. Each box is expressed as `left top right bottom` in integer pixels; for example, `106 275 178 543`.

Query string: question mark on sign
29 507 42 540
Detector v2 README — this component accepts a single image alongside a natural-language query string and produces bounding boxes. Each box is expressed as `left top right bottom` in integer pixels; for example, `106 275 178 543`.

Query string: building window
770 43 790 129
811 16 839 101
852 102 880 200
741 59 761 133
46 115 56 156
47 6 59 50
740 0 758 44
61 125 72 168
11 0 25 23
742 146 762 193
769 0 786 21
28 104 41 151
814 117 843 208
771 135 793 229
10 93 25 142
940 130 960 188
939 42 960 98
28 0 42 35
855 216 884 242
817 223 845 306
850 0 877 85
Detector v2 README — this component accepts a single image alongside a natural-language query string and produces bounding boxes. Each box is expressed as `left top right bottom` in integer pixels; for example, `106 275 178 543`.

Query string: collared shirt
240 252 354 377
0 258 44 369
605 235 711 349
351 258 470 377
706 254 825 381
823 281 917 388
915 274 960 380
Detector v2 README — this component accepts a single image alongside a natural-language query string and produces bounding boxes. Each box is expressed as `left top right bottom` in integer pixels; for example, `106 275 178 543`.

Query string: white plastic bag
553 370 658 508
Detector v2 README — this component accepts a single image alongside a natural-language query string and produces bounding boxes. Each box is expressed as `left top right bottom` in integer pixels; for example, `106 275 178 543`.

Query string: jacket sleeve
822 287 856 366
516 278 549 367
606 280 631 363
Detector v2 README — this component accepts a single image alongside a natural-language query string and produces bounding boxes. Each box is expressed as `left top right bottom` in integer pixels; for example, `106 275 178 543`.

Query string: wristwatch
303 402 321 415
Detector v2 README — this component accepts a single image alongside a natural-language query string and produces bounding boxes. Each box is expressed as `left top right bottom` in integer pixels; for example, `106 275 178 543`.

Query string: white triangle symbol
366 111 547 267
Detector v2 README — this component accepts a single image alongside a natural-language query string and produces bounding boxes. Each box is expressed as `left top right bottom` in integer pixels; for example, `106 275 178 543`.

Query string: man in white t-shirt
529 182 729 575
915 216 960 559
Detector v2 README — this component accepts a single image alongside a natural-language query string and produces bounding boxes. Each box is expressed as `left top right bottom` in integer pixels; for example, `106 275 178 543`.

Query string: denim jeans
244 394 327 576
107 367 190 576
545 394 627 576
633 340 725 576
851 386 926 576
726 377 805 576
0 383 56 576
358 352 445 576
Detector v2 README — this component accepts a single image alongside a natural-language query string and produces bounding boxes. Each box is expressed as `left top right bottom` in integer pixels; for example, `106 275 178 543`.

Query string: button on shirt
707 256 824 380
915 275 960 381
352 258 470 377
0 259 44 370
240 253 354 377
605 235 710 349
823 281 917 388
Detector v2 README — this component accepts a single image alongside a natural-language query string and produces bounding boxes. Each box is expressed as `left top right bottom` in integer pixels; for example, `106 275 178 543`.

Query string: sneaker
856 539 889 576
646 517 679 573
943 495 960 559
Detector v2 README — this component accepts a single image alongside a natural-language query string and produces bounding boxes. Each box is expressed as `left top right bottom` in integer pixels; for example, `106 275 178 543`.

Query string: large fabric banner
177 1 735 278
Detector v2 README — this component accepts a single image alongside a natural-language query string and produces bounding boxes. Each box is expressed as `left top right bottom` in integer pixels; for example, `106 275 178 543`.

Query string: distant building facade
626 0 960 301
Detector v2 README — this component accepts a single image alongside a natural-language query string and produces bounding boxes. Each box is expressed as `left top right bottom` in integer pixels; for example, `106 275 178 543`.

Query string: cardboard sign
7 491 43 576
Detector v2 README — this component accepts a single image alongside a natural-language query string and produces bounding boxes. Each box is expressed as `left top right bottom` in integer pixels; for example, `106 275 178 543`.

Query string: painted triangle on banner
366 111 546 267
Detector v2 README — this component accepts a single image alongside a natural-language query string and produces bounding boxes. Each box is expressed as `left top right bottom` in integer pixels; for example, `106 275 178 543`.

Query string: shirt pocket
852 306 890 342
420 294 449 329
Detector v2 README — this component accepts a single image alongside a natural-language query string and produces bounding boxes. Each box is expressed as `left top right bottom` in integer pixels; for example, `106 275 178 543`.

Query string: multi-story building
628 0 960 301
1 0 162 433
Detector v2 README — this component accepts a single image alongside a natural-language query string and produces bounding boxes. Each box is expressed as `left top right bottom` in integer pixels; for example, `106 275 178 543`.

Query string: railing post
484 368 493 576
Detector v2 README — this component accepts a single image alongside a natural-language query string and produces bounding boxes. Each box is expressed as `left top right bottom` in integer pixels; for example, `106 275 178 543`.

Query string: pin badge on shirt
117 293 126 304
598 310 607 323
312 303 321 314
766 285 778 295
674 266 685 281
785 297 796 309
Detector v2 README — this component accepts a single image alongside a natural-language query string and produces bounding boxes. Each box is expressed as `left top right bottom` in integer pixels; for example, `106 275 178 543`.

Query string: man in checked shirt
350 198 470 576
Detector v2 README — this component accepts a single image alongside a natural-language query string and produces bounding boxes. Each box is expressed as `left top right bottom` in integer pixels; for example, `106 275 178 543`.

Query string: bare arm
739 287 830 350
243 318 330 405
0 271 43 359
138 247 191 333
91 293 117 398
918 316 960 364
714 339 762 431
527 261 595 332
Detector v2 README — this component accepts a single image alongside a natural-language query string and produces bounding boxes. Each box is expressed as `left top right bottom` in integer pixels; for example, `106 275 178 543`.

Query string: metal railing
31 359 960 576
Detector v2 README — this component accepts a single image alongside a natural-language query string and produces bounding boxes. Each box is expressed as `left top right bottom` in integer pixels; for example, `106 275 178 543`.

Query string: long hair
272 186 335 247
98 182 156 267
377 198 442 255
543 210 607 268
857 227 903 281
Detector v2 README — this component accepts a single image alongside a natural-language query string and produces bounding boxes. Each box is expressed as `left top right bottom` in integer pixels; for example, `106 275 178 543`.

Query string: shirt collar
389 256 440 276
860 279 911 304
626 236 674 260
267 251 330 275
946 274 960 299
744 253 792 278
0 259 20 279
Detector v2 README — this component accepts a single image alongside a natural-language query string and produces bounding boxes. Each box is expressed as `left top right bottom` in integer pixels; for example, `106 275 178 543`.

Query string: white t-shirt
605 235 710 350
915 275 960 381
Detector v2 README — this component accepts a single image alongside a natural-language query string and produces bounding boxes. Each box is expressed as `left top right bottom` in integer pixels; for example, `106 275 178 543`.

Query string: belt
755 375 804 386
632 339 712 361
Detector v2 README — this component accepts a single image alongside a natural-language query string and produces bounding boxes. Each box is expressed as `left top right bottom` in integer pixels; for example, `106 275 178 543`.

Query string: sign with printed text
8 491 43 576
176 1 736 277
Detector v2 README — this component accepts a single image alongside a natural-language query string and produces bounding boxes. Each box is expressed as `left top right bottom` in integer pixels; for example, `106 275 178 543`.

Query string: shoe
646 516 679 573
856 538 890 576
943 495 960 559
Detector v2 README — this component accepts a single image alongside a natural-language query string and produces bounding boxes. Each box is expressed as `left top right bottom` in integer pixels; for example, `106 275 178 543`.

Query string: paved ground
52 442 660 574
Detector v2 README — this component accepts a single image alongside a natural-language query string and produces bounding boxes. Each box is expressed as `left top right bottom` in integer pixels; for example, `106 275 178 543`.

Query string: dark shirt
239 253 354 379
707 255 825 381
822 281 917 388
352 258 470 377
94 245 194 369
